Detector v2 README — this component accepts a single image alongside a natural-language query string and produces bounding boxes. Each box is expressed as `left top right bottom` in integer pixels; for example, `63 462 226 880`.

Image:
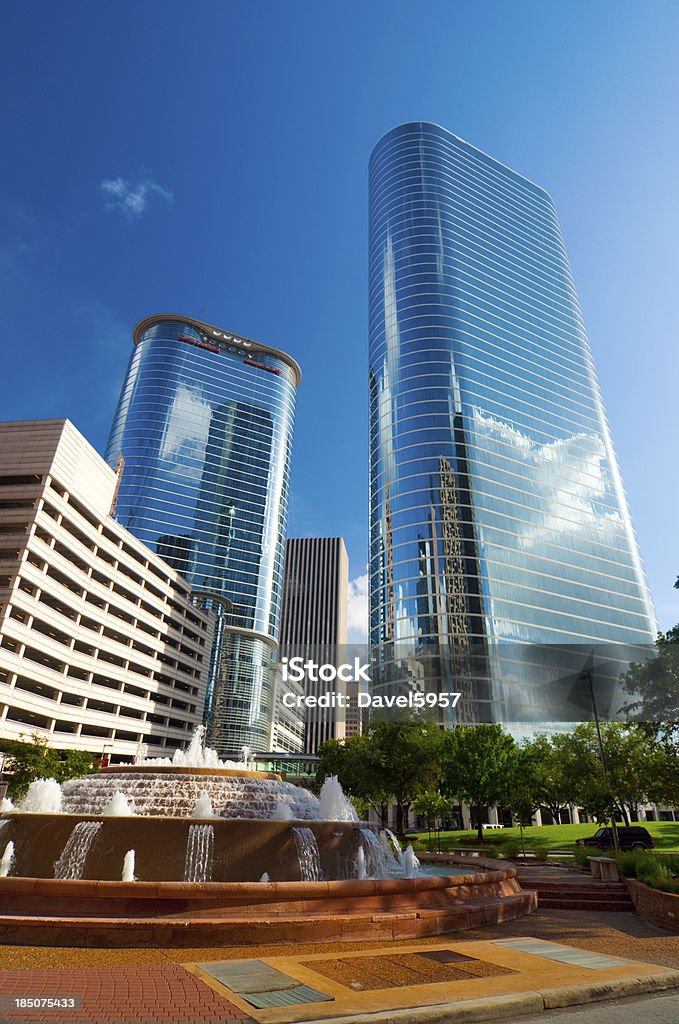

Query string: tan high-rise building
279 537 348 752
0 420 213 760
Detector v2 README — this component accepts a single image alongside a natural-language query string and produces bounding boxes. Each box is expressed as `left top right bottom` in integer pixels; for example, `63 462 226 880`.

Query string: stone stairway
517 864 633 912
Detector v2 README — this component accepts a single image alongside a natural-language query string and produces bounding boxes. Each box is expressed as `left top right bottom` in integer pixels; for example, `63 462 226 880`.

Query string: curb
296 970 679 1024
540 971 679 1008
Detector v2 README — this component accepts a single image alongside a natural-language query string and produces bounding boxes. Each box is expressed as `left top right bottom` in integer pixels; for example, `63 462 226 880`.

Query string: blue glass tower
106 314 300 753
369 123 655 723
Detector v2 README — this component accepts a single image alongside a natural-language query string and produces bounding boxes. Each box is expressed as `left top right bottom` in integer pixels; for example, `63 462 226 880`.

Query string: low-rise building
0 419 213 761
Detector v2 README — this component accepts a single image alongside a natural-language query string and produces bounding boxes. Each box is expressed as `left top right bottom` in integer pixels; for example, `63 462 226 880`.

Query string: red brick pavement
0 963 253 1023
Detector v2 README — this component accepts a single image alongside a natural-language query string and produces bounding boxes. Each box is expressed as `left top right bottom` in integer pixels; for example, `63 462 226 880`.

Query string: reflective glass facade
369 123 655 723
106 314 300 752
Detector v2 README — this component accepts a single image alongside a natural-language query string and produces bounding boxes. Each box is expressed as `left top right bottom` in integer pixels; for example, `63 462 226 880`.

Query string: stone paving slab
196 960 300 994
183 938 679 1024
493 938 632 969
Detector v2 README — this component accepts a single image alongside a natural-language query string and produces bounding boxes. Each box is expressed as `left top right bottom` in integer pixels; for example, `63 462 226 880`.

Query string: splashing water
382 828 403 864
54 822 101 879
184 824 214 882
259 871 270 883
0 797 14 813
271 800 294 820
61 770 322 819
292 827 322 881
18 778 62 814
379 830 400 873
122 850 135 882
359 828 389 878
192 793 215 818
101 791 133 816
402 845 420 879
318 776 357 822
132 725 251 771
355 845 367 880
0 841 15 877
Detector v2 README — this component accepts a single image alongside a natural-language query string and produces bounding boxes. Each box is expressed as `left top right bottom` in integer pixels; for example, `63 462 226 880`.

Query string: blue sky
2 1 678 637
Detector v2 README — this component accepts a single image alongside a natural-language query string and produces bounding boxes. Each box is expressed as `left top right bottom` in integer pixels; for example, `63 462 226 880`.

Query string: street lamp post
580 665 620 854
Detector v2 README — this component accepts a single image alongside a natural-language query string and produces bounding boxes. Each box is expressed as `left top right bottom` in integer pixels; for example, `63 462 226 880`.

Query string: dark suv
576 826 654 851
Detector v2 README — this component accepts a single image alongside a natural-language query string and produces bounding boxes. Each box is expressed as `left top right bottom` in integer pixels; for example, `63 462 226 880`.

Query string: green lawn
410 821 679 855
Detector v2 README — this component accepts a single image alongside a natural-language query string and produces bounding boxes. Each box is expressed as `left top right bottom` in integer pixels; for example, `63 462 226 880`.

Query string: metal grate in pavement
243 985 335 1009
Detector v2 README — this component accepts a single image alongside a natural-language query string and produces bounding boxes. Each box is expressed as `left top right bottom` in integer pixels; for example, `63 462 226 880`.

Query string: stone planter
626 878 679 932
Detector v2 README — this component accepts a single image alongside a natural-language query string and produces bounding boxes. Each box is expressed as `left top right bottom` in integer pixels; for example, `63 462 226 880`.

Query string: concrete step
531 882 628 892
0 891 538 947
538 898 633 912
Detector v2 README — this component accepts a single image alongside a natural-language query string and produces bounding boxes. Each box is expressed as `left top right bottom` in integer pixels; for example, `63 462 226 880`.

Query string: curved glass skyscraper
369 122 655 724
106 314 300 752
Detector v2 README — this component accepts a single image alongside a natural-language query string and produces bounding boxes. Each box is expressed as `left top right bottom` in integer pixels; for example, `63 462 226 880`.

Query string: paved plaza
1 909 678 1023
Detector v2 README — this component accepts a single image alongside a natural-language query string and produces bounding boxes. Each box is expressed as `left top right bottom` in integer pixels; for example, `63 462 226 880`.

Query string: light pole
580 664 620 853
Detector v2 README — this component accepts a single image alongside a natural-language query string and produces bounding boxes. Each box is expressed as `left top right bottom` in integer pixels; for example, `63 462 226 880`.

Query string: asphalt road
507 990 679 1024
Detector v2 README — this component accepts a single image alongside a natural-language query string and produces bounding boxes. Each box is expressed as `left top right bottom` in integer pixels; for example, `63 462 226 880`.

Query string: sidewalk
1 909 679 1024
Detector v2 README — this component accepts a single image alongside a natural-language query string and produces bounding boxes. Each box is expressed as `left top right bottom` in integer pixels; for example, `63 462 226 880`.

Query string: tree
0 735 95 798
316 721 443 833
316 734 393 825
440 725 518 842
620 624 679 744
560 723 661 824
505 746 541 856
522 734 577 824
413 791 453 853
650 744 679 811
368 720 443 834
55 749 95 784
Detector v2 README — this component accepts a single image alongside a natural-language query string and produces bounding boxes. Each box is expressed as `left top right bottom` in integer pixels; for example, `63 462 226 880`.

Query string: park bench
588 856 619 881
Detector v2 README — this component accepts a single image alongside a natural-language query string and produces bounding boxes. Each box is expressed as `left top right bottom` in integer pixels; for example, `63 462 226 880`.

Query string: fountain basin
0 732 537 947
0 858 536 947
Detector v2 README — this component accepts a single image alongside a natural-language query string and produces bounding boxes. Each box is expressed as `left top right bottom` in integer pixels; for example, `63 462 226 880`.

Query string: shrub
573 846 591 868
636 857 671 888
654 876 679 894
616 850 643 877
500 839 521 858
615 849 679 892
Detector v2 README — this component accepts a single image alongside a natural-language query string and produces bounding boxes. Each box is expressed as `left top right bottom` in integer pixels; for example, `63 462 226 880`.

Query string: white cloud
100 176 173 218
347 572 369 643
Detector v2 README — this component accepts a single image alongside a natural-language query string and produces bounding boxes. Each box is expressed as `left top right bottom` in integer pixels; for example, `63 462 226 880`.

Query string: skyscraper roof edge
369 121 555 205
133 313 302 388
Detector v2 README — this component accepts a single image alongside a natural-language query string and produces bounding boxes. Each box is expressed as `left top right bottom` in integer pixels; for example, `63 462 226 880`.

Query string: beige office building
0 420 212 760
279 537 348 752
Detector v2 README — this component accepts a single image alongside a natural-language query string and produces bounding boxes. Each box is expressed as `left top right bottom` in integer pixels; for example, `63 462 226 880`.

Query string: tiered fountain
0 728 536 946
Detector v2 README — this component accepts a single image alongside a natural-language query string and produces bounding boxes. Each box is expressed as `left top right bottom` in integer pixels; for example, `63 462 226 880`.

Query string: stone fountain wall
0 815 362 882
